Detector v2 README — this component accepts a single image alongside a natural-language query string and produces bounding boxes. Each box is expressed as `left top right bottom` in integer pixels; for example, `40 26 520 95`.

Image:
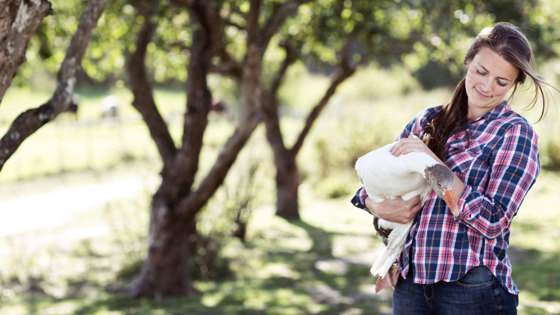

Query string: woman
352 22 550 314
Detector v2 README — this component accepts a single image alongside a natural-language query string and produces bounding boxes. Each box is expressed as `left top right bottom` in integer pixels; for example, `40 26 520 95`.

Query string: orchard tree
0 0 51 100
124 0 312 297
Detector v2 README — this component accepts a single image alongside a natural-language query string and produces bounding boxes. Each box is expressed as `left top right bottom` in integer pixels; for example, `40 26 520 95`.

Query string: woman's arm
391 125 539 239
454 124 540 239
350 187 422 223
365 196 422 224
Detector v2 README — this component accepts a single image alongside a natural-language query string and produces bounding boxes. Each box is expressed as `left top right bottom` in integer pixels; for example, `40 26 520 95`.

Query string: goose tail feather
370 220 413 277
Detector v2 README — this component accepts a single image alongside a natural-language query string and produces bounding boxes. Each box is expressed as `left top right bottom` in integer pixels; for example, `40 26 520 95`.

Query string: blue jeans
393 265 519 314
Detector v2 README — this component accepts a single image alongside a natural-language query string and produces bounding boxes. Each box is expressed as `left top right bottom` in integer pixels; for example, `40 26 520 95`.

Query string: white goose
355 141 459 292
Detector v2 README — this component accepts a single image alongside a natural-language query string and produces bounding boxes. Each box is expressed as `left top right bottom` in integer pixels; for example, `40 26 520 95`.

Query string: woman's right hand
365 196 422 224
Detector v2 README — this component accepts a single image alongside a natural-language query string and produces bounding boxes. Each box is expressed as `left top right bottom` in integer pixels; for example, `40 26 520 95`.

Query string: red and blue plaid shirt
351 101 540 294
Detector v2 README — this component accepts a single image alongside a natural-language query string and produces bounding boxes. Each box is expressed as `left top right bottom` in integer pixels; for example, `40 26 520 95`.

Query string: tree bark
127 0 177 167
126 0 209 297
175 0 263 220
260 40 300 219
275 155 300 219
0 0 51 102
131 198 197 297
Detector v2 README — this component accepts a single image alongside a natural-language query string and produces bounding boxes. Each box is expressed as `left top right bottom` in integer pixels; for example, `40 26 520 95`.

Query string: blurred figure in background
100 95 120 118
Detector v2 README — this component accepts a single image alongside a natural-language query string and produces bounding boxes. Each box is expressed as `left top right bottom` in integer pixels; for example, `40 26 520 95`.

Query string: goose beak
444 189 460 217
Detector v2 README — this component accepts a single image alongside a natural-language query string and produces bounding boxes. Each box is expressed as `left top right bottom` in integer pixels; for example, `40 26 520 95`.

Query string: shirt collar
470 100 510 124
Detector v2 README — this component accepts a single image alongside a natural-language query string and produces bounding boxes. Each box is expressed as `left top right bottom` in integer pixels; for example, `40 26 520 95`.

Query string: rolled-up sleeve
351 187 369 211
456 123 540 239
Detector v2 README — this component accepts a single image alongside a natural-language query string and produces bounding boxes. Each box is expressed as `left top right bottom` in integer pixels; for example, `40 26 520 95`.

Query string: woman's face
465 47 519 120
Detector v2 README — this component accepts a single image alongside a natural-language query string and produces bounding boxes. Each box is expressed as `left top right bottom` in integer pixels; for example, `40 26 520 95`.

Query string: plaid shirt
351 101 540 294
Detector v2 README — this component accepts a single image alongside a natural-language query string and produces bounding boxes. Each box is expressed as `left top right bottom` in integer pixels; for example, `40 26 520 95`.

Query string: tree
125 0 311 297
260 39 356 219
0 0 110 170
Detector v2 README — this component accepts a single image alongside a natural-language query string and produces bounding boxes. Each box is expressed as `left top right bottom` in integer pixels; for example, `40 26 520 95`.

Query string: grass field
0 165 558 314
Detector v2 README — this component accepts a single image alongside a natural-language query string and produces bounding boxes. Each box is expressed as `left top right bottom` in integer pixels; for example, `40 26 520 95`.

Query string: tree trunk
275 153 300 219
272 50 356 220
131 197 197 297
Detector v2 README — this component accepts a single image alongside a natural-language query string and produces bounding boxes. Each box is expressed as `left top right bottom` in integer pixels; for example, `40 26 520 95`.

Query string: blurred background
0 0 559 314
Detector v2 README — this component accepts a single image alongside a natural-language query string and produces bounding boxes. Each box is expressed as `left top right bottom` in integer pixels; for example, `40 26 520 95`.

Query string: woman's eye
475 68 485 75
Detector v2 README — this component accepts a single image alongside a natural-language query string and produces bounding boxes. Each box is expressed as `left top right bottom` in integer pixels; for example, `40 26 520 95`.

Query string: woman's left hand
390 135 443 164
391 135 467 213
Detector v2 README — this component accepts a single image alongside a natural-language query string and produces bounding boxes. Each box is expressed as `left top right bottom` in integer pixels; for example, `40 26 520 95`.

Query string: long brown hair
423 22 549 161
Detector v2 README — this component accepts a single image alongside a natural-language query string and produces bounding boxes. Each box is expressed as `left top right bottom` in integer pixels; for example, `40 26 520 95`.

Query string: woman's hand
389 134 467 213
365 196 422 223
390 135 443 164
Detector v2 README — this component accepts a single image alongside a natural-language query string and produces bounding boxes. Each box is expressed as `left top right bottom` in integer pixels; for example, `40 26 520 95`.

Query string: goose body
355 141 458 289
356 143 436 204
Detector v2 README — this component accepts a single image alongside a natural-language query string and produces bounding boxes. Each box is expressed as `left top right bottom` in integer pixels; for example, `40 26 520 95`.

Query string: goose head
424 164 460 217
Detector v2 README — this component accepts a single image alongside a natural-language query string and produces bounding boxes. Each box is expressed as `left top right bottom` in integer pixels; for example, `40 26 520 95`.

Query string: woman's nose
480 77 492 92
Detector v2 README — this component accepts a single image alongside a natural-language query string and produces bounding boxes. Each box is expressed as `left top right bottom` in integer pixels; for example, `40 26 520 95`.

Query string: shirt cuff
455 185 482 221
350 187 369 212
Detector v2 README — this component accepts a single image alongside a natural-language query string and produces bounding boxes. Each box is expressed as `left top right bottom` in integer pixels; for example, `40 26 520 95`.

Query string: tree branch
260 39 297 160
223 17 245 30
261 0 312 47
127 0 177 166
173 0 243 80
174 0 265 217
246 0 261 45
169 0 195 7
290 41 356 156
0 0 51 102
175 113 261 219
210 46 243 80
0 0 110 171
209 60 242 79
154 0 219 201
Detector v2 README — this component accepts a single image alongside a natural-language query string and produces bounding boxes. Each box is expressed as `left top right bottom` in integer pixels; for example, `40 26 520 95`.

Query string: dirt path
0 170 157 238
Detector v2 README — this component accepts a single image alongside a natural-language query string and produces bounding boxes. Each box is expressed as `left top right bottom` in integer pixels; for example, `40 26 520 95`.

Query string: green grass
0 182 390 314
0 168 559 314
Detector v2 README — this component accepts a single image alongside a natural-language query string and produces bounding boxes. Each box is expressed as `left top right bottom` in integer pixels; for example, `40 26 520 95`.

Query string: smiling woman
351 22 553 315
